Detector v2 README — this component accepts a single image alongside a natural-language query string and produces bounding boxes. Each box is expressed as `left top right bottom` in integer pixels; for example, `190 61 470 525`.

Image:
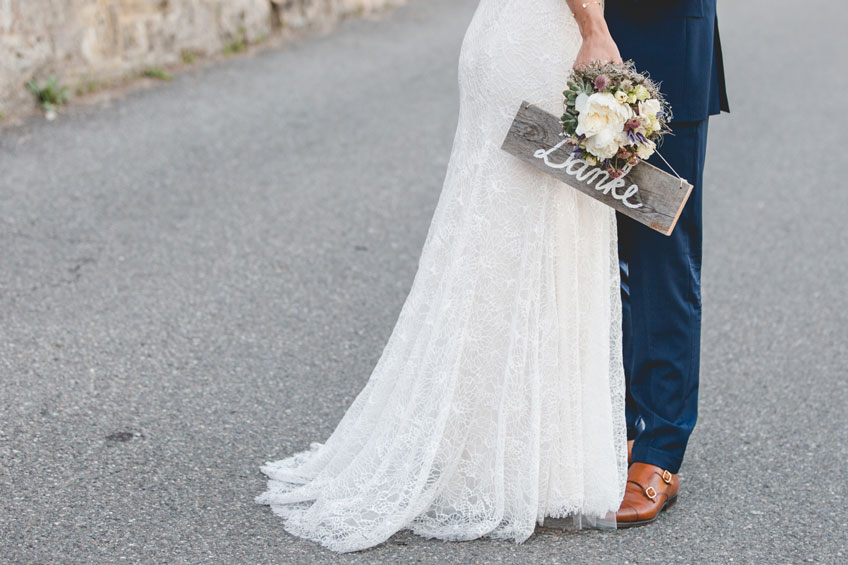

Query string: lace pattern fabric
256 0 626 553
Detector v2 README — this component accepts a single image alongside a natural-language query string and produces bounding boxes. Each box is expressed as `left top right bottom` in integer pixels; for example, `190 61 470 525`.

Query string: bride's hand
568 1 622 68
574 31 623 68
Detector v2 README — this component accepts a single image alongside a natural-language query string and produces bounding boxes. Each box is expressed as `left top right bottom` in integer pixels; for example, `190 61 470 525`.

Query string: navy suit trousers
616 119 709 474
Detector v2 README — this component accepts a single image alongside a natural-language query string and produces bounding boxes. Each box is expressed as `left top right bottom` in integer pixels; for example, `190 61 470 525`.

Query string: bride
256 0 628 553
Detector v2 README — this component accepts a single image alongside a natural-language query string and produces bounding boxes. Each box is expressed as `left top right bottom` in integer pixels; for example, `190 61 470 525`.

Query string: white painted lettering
532 141 644 209
622 184 642 209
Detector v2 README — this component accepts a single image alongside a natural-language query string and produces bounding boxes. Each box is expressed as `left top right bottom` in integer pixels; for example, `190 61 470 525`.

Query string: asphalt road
1 0 846 563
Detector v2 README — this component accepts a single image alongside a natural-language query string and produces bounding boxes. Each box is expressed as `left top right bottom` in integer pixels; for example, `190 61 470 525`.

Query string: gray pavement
1 0 846 563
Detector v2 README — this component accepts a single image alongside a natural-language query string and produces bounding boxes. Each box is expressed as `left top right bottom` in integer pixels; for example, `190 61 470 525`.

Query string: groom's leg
616 119 709 474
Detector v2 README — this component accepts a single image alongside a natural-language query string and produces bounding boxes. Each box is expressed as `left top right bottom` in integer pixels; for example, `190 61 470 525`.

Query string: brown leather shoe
615 462 679 527
627 440 634 464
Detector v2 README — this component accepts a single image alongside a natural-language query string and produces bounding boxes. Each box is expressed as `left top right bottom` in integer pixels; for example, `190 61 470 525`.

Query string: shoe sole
616 494 678 529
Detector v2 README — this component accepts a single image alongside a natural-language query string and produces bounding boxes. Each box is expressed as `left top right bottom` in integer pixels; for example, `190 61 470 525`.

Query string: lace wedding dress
256 0 626 552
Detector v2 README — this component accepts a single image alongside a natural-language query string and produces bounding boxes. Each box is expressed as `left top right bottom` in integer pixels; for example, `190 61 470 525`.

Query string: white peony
636 138 657 160
639 99 662 119
584 128 620 160
575 92 633 137
575 92 589 115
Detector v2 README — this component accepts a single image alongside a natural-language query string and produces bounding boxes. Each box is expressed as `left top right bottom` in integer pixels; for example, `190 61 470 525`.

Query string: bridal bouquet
560 61 671 178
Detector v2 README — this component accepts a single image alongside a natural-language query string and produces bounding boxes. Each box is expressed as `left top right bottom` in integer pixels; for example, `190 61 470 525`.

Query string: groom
573 0 729 526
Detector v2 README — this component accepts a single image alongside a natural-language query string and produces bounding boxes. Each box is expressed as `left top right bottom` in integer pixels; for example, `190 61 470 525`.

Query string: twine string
654 149 685 189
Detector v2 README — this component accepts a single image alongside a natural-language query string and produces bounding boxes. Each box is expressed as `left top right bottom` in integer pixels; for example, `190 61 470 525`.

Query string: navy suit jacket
604 0 730 123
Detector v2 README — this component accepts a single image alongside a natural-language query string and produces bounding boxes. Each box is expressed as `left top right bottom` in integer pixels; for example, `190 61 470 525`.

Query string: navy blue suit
604 0 729 473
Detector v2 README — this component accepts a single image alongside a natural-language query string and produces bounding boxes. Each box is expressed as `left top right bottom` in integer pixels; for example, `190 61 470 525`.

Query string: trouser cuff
630 444 684 474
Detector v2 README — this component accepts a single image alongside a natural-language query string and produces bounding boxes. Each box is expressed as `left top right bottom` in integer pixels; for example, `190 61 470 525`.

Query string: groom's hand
568 1 623 68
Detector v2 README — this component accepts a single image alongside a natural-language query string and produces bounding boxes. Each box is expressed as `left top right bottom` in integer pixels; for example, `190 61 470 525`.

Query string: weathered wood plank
501 101 693 236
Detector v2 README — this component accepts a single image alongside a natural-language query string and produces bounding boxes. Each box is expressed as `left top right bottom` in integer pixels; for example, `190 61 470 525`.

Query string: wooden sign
501 101 693 236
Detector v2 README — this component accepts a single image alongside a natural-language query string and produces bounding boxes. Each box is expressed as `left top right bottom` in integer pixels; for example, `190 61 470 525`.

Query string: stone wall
0 0 404 119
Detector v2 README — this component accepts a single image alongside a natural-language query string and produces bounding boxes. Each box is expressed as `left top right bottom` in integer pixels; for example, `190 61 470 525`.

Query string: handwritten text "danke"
533 139 644 209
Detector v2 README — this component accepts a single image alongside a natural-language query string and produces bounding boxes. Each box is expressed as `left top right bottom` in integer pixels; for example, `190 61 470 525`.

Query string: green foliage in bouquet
561 76 594 133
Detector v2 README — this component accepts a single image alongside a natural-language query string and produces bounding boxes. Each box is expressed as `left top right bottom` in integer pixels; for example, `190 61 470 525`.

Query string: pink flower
594 74 611 91
628 157 639 166
625 117 642 131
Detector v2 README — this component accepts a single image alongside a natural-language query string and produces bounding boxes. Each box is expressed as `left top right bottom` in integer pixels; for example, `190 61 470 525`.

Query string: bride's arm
565 1 623 68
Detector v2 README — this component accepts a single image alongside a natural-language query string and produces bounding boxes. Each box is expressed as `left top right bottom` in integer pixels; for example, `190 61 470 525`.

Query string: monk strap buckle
661 470 672 484
644 486 657 501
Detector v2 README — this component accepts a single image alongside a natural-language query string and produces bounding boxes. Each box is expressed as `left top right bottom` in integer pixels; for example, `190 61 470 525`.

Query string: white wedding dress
256 0 627 553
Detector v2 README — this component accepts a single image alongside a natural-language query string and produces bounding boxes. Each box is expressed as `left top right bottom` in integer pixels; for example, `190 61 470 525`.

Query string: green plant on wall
223 26 248 55
26 75 70 112
142 67 173 81
181 49 198 64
